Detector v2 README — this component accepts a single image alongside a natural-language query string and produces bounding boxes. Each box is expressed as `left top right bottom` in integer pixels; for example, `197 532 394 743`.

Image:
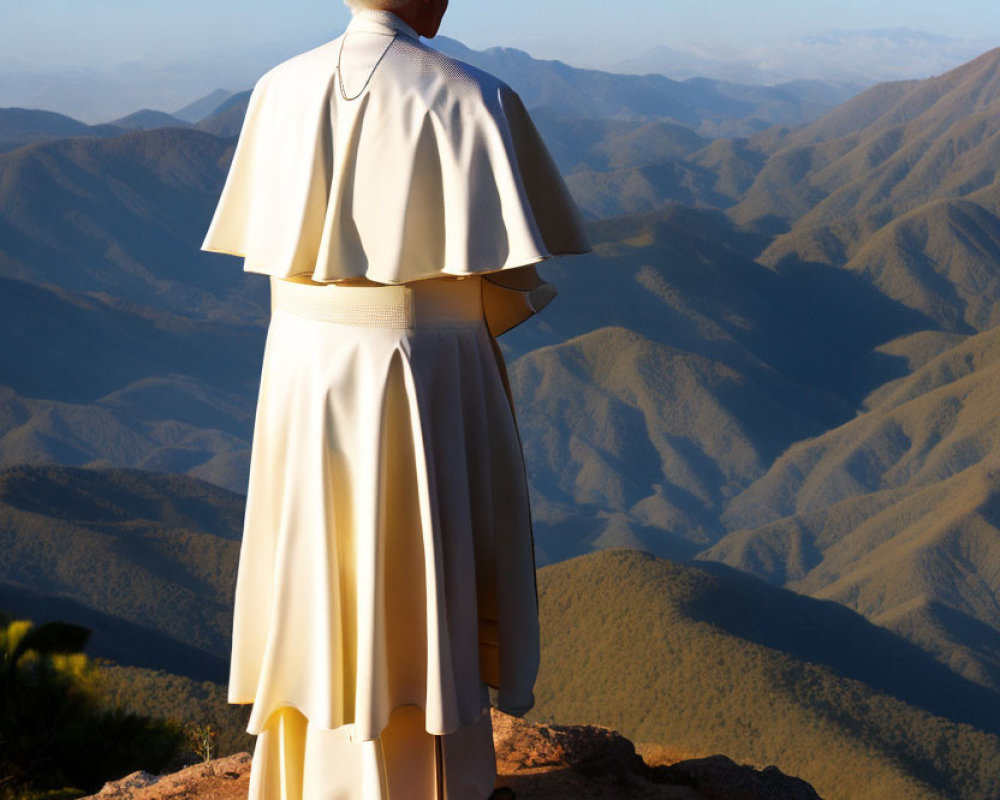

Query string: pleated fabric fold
228 276 539 743
200 10 592 285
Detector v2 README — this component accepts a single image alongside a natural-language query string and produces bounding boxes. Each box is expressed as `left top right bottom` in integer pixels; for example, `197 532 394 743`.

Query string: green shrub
0 611 186 800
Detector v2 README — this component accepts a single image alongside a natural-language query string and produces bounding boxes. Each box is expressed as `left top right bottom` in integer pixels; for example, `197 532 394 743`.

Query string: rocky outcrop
491 711 824 800
84 752 251 800
82 710 824 800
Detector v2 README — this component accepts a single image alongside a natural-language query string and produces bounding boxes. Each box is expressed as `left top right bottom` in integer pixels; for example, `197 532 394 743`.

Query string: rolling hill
699 324 1000 691
531 548 1000 800
729 47 1000 323
519 206 927 402
110 110 190 131
0 465 242 678
721 324 1000 528
564 159 736 218
4 467 998 800
734 48 1000 229
837 198 1000 333
0 380 252 493
0 107 123 153
512 325 836 562
0 580 228 682
0 277 261 490
0 278 263 403
0 127 264 321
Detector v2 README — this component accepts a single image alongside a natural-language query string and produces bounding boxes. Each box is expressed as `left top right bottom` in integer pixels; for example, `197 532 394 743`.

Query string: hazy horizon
2 1 999 122
6 0 1000 70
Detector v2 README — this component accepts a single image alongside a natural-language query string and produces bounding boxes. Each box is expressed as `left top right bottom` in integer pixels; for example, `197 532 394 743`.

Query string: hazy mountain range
609 28 994 85
4 39 1000 799
3 29 973 148
0 27 987 123
432 37 864 137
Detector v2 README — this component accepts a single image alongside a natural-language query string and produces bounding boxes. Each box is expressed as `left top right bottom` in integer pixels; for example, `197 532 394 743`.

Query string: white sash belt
269 275 485 329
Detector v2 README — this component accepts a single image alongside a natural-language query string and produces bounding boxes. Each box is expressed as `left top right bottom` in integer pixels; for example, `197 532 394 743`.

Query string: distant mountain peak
172 88 233 124
108 109 190 131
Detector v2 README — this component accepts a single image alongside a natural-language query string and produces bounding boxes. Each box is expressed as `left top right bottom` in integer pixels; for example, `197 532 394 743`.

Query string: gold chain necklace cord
337 31 399 101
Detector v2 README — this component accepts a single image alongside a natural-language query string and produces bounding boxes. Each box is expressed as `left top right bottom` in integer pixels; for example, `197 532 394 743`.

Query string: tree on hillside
0 610 185 800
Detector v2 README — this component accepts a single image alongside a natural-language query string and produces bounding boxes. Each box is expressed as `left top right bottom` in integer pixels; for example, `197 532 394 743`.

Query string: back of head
343 0 411 11
343 0 448 38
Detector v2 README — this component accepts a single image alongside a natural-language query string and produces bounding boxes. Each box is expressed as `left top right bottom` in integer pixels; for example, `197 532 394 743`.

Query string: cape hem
202 246 594 286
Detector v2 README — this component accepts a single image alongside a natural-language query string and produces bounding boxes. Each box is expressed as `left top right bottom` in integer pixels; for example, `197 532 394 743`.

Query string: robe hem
234 697 494 741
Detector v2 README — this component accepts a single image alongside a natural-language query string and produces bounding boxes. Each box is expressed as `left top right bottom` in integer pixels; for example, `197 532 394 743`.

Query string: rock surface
82 710 824 800
84 753 251 800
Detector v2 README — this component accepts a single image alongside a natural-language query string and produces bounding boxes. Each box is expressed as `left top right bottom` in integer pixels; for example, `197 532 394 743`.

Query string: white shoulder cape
201 10 591 300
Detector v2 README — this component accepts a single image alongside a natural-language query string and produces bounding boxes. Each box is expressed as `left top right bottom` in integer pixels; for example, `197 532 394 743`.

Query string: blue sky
4 0 1000 70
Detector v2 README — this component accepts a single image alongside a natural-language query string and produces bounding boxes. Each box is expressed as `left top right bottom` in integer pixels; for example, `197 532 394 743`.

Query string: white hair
343 0 411 10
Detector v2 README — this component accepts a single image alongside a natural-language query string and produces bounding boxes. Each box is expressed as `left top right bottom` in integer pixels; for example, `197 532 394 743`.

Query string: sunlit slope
539 114 736 217
723 324 1000 527
0 465 242 673
762 193 1000 334
517 205 926 401
705 326 1000 689
510 325 828 560
687 136 769 200
0 381 252 493
531 111 709 174
836 198 1000 332
733 48 1000 232
728 49 1000 342
91 662 255 758
501 204 931 561
706 465 1000 692
565 160 737 218
0 389 251 492
531 548 1000 800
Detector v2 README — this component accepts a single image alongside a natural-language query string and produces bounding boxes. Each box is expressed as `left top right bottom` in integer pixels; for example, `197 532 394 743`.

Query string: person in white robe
201 0 591 796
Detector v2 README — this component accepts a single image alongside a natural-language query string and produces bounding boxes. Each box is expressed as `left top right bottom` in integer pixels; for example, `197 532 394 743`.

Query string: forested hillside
3 39 1000 799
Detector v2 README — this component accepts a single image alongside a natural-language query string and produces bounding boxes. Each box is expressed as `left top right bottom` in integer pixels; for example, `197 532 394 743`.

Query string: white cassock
201 7 591 799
